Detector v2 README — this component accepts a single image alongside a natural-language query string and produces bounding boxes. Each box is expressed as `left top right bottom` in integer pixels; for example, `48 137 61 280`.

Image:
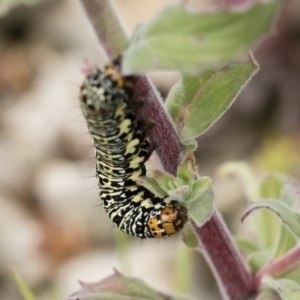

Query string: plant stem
193 213 256 300
133 76 183 175
79 0 256 299
255 244 300 287
80 0 128 60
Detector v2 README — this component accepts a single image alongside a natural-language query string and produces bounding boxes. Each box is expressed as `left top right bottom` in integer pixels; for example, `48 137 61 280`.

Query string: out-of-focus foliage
219 162 300 297
123 1 280 73
261 277 300 300
11 269 36 300
66 271 195 300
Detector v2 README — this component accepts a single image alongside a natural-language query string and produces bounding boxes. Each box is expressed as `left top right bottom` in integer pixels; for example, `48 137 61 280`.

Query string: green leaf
11 268 36 300
235 236 260 255
173 242 193 294
182 222 199 248
169 185 191 202
257 176 283 247
66 271 196 300
247 248 272 272
177 164 194 187
171 177 187 190
255 289 280 300
281 182 299 207
136 176 168 198
114 230 131 273
242 200 300 239
187 186 214 226
262 277 300 300
0 0 41 17
260 176 283 199
167 62 257 149
184 177 213 202
123 1 280 73
218 163 300 250
256 209 280 249
281 262 300 285
271 225 297 259
177 151 198 186
152 169 177 191
183 139 198 151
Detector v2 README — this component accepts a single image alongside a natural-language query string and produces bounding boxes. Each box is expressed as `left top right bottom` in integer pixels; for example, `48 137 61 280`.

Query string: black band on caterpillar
79 57 188 239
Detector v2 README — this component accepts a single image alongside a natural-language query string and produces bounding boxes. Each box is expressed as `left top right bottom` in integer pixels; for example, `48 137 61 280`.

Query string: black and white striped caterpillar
79 57 188 239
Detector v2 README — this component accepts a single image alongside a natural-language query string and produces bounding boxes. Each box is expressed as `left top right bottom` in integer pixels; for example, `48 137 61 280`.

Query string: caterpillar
79 57 188 239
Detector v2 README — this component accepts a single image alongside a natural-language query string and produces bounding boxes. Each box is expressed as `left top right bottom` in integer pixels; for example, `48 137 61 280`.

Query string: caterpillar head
148 201 188 238
80 57 137 113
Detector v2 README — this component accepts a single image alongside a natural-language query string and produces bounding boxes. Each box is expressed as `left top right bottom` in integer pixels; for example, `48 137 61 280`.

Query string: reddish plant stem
255 244 300 287
79 0 256 299
194 212 256 300
133 76 183 175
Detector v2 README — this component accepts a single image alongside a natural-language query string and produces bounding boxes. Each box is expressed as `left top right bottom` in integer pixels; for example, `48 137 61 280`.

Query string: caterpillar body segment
80 57 188 239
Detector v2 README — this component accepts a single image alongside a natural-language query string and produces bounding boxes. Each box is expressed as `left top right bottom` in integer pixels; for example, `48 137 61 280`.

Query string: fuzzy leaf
0 0 41 17
262 277 300 300
152 169 177 191
185 177 213 203
247 248 272 272
177 163 194 187
187 186 214 226
258 176 283 248
255 289 280 300
235 236 260 255
123 1 280 73
242 200 300 239
167 62 257 149
282 262 300 285
271 225 297 260
281 182 300 207
136 176 168 198
169 185 191 202
182 222 199 248
171 177 187 190
260 176 283 199
177 151 198 186
66 271 195 300
173 243 193 294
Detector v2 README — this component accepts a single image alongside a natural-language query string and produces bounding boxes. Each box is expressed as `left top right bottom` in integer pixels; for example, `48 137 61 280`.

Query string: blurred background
0 0 300 299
